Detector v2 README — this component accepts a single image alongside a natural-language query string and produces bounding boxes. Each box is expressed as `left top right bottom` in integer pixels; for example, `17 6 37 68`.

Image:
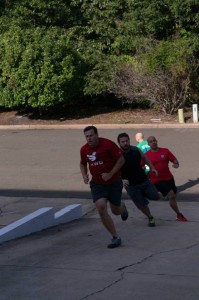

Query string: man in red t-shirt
146 136 187 222
80 126 128 248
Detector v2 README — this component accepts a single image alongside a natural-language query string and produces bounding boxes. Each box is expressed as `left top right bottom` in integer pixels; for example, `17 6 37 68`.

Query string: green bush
0 26 87 110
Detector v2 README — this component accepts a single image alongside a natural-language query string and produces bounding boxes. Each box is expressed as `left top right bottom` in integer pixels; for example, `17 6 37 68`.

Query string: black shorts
90 178 123 207
154 178 177 197
126 180 159 209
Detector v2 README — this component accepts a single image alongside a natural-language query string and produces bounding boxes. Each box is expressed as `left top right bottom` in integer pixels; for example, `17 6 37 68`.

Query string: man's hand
151 168 158 177
122 179 129 188
83 174 89 184
172 162 179 169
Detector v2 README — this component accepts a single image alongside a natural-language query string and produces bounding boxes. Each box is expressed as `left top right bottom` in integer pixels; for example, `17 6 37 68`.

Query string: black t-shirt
121 146 147 185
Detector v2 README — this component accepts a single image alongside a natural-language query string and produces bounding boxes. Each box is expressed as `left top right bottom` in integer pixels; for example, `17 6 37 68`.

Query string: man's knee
155 192 162 200
95 199 107 215
167 190 176 202
110 203 122 215
168 190 175 197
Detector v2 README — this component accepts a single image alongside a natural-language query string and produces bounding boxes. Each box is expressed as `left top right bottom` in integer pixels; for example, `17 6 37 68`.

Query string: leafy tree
0 26 87 110
170 0 199 35
0 0 199 113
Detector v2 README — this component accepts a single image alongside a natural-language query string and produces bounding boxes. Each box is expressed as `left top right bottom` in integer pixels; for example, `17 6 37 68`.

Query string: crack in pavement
117 241 199 271
0 241 198 299
79 241 199 300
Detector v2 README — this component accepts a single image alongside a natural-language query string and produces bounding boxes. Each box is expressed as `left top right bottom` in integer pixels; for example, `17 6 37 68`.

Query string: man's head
117 132 130 151
147 136 158 151
83 126 99 147
135 132 144 143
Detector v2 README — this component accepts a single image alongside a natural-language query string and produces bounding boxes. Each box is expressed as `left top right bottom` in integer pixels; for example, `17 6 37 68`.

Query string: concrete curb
0 123 199 130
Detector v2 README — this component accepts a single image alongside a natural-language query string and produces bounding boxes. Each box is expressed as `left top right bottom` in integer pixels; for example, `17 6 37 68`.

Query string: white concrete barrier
54 204 82 226
0 204 82 244
0 207 54 243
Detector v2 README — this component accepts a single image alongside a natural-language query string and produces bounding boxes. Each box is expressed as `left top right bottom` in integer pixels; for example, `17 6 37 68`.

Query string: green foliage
143 39 195 73
0 26 87 109
0 0 75 28
71 0 126 52
122 0 175 40
0 0 199 112
169 0 199 34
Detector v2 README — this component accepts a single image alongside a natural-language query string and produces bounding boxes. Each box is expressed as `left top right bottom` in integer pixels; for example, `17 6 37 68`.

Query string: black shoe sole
107 243 121 249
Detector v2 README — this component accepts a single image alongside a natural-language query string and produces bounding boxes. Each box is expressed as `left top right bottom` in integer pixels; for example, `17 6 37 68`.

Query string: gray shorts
90 178 123 207
126 180 159 209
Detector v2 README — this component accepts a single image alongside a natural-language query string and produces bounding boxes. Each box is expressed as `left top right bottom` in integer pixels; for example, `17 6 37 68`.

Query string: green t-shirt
137 140 150 153
137 140 150 173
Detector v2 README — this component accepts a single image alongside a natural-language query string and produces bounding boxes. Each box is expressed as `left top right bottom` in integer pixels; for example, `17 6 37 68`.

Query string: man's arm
101 155 125 182
80 163 89 184
139 149 158 176
168 149 179 169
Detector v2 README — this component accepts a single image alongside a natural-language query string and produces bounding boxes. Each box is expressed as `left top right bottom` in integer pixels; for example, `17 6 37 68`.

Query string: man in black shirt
117 132 160 227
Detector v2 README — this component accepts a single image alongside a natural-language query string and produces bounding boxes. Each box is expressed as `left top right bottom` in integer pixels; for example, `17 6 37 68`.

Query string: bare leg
110 203 123 215
110 201 128 221
95 199 118 237
167 190 180 214
140 206 153 218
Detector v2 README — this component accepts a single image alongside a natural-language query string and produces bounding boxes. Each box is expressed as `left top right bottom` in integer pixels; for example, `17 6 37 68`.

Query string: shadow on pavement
177 177 199 192
0 188 198 202
0 189 91 199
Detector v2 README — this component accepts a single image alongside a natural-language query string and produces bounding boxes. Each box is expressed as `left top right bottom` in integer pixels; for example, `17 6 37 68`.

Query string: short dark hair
83 125 98 134
117 132 129 143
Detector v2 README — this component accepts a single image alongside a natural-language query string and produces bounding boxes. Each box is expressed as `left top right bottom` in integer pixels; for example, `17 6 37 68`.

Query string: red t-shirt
146 148 177 183
80 137 123 184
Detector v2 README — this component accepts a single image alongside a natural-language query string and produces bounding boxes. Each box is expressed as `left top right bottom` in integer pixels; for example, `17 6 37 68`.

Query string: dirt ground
0 108 193 125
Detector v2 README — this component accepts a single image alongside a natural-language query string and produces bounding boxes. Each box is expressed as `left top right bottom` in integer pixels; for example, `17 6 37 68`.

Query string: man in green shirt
135 132 150 153
135 132 150 173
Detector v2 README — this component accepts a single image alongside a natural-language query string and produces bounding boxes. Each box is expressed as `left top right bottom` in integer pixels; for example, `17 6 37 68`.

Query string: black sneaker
107 237 122 249
121 203 128 221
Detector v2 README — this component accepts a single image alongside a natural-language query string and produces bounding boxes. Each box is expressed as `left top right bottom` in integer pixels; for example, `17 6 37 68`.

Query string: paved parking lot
0 125 199 299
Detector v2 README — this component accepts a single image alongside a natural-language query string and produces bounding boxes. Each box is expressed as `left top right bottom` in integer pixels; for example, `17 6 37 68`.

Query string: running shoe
107 237 122 249
148 217 156 227
177 213 187 222
121 203 128 221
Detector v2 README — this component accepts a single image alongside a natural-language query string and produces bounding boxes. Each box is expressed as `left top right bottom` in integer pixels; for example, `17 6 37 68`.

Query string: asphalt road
0 127 198 201
0 126 199 300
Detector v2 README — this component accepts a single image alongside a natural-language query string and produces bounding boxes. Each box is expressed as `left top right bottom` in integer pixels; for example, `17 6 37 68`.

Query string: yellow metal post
178 108 185 123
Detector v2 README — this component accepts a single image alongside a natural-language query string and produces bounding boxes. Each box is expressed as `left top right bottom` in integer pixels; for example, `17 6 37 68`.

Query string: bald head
147 136 158 151
135 132 144 143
